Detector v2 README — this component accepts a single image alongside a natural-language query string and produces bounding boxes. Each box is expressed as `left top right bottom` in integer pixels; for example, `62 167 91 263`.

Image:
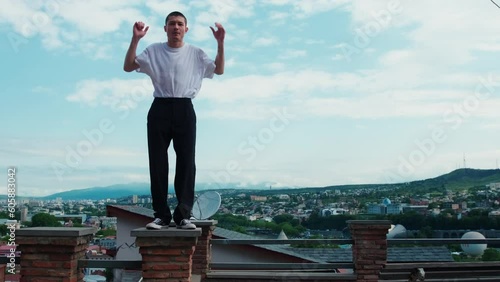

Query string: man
123 11 225 229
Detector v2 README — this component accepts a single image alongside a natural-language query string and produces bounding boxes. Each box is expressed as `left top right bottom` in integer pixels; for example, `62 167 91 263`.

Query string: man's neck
167 41 184 48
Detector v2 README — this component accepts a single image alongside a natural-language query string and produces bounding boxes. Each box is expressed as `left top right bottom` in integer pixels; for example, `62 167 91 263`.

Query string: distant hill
407 168 500 191
41 183 151 200
38 182 276 200
248 168 500 196
6 168 500 200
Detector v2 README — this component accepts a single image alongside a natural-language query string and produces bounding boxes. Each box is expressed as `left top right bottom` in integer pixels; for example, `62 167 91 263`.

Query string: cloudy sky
1 0 500 197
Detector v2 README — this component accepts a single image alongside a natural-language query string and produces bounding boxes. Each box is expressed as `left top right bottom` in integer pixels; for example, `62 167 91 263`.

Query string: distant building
250 195 267 202
367 204 386 215
100 216 117 228
278 194 290 200
442 202 459 210
488 182 500 190
54 214 87 224
386 204 403 214
489 210 500 217
97 237 116 249
410 198 429 206
20 207 28 222
402 205 428 215
321 208 348 217
367 199 423 215
29 200 43 207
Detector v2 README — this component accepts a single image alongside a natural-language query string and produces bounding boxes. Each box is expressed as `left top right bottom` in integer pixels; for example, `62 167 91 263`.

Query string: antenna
191 191 221 220
463 153 467 169
492 0 500 9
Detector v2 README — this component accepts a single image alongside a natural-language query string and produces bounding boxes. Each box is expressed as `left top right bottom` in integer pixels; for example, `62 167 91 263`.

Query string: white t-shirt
136 43 216 98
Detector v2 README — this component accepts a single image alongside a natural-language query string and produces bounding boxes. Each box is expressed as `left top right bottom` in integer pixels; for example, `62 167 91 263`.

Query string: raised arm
210 22 225 75
124 21 149 72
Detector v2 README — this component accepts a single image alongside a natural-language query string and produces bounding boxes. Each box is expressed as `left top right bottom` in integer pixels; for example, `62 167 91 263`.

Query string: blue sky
1 0 500 197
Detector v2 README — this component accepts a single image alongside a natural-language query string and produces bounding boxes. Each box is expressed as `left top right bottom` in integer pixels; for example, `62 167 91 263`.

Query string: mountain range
5 168 500 201
40 182 280 200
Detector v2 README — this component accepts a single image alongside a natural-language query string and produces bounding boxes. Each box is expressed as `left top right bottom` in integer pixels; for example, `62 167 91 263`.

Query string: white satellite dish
191 191 221 220
387 224 407 239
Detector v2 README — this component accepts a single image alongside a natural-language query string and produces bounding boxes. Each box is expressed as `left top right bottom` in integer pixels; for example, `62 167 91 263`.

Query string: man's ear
185 26 189 33
164 25 168 33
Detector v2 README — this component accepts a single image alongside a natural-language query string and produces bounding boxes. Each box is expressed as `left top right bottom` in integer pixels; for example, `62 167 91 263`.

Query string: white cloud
71 66 500 122
350 0 500 67
289 0 350 18
269 11 289 21
253 37 279 47
279 49 307 59
66 78 153 110
58 1 141 36
200 70 336 103
145 0 190 19
265 62 286 72
331 54 343 61
226 57 236 68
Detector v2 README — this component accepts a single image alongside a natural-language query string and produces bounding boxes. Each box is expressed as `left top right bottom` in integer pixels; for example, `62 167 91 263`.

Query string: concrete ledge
16 227 97 237
347 220 392 225
164 219 218 227
206 271 357 280
131 227 202 237
191 219 218 227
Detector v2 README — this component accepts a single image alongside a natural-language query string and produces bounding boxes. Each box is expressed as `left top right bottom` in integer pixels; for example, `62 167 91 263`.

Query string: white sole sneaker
176 219 196 229
146 218 168 230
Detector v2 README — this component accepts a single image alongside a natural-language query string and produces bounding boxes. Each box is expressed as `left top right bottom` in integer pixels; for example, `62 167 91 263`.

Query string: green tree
232 226 248 234
273 214 294 225
0 210 20 220
482 248 500 261
427 202 439 209
418 226 433 238
96 229 117 237
31 213 62 227
105 268 114 281
0 224 7 236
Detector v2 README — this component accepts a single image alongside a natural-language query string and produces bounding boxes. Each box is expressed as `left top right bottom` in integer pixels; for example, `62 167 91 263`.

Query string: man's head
164 11 188 47
165 11 187 26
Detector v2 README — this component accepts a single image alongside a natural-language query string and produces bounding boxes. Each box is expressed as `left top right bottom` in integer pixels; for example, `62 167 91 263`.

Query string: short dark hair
165 11 187 25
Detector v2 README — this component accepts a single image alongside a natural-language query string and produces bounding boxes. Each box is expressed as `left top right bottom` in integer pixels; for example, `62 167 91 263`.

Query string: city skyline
1 1 500 197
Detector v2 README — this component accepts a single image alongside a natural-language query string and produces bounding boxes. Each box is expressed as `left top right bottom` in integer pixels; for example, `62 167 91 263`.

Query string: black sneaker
146 218 167 230
176 219 196 230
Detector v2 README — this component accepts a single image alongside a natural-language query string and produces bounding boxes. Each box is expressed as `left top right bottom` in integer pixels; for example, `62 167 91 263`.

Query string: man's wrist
131 36 140 44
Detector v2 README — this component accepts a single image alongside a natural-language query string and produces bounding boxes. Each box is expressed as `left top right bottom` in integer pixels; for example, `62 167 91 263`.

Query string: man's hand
210 22 225 43
133 21 149 40
211 22 225 75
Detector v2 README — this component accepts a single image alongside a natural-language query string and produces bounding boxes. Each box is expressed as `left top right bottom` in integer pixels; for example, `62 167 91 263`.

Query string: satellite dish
461 231 487 256
191 191 221 220
387 224 407 239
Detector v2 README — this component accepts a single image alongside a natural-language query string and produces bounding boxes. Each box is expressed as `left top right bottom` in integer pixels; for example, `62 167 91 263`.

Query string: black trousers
147 97 196 224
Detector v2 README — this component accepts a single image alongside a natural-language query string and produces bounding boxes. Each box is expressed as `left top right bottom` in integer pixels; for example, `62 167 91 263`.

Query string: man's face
164 16 188 43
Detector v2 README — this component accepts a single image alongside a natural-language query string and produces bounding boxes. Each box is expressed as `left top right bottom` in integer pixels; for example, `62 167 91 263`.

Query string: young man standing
123 11 225 229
